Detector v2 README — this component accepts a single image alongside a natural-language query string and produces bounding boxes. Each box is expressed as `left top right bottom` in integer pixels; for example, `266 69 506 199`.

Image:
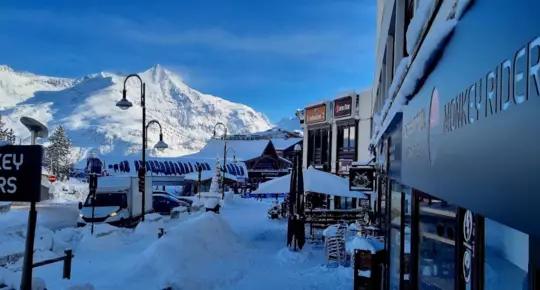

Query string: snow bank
135 216 165 236
0 267 46 290
77 224 127 252
204 198 220 209
135 212 244 289
223 191 235 206
65 283 95 290
49 180 88 202
275 247 313 265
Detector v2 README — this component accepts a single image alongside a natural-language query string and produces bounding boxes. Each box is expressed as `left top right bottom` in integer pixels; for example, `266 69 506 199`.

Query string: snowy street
0 197 352 290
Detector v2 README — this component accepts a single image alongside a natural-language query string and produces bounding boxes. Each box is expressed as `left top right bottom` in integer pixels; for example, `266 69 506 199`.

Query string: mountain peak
142 64 181 83
0 65 13 72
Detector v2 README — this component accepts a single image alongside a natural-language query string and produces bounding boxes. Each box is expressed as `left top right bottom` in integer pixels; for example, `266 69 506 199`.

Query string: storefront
303 102 332 171
331 94 358 176
371 0 539 289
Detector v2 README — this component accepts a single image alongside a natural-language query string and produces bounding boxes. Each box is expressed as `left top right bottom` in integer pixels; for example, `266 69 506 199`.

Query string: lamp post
145 120 168 151
116 74 149 221
213 122 228 199
19 117 48 290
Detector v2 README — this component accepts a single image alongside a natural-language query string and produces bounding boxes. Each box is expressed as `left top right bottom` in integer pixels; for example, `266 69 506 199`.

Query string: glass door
389 182 403 290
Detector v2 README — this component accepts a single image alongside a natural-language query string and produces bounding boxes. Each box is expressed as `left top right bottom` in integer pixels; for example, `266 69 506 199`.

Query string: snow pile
170 206 190 221
49 180 88 202
406 0 434 55
371 14 459 144
135 217 165 236
0 267 46 290
204 198 220 209
223 191 235 206
65 283 95 290
275 247 314 265
52 227 82 252
76 224 128 252
135 212 244 289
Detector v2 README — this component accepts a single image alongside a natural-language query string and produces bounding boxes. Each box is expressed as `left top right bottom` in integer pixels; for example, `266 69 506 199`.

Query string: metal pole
90 173 96 235
222 137 227 200
20 132 38 290
141 83 146 222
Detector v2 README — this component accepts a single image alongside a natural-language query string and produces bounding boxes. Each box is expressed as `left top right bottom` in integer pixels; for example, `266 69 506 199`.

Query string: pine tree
46 125 73 181
0 115 14 143
208 158 223 197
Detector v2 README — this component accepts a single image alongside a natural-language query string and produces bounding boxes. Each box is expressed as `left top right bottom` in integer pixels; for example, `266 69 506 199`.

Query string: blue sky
0 0 375 123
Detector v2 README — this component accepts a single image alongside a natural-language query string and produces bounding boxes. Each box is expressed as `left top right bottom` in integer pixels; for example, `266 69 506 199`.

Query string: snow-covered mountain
274 117 301 132
0 64 272 160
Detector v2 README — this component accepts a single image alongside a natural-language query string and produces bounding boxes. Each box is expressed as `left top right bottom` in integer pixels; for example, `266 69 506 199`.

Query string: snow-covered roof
183 171 238 182
271 138 303 150
183 139 271 161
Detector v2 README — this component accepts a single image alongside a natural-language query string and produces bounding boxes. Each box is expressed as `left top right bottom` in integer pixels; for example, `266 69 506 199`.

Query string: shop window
418 197 457 290
484 218 529 289
334 196 341 209
403 190 412 284
389 182 402 290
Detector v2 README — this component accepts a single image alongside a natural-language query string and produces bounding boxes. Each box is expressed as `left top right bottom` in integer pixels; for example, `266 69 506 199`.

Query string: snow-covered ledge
370 0 474 146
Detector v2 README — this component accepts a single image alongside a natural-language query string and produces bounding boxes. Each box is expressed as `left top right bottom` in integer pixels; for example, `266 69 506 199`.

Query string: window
418 196 457 290
85 192 127 208
484 218 529 289
389 182 402 290
404 0 415 57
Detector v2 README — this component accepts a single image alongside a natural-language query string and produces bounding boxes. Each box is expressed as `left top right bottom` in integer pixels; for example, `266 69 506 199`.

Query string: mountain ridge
0 64 273 161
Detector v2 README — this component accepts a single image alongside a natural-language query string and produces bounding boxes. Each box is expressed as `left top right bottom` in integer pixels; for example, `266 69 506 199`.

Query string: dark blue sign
401 0 540 237
0 145 43 202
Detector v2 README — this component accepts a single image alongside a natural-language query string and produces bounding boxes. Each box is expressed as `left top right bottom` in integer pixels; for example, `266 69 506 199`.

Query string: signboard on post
349 166 375 191
0 145 43 202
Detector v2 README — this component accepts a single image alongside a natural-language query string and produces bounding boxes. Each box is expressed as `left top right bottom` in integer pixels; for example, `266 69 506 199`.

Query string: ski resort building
370 0 536 289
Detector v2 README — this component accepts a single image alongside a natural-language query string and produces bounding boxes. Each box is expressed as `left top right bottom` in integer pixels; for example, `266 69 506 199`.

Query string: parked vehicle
77 176 153 228
152 192 191 215
153 190 194 206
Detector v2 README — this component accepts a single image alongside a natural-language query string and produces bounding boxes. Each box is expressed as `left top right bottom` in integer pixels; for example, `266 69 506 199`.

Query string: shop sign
400 2 540 236
349 166 374 191
461 209 475 285
334 96 352 118
338 159 353 175
305 104 326 124
0 145 43 202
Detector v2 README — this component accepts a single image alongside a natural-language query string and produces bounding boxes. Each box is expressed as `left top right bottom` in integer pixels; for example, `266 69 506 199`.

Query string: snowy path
217 199 352 290
4 198 352 290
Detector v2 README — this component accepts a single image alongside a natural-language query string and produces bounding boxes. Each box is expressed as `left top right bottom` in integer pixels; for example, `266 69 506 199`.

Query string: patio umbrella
286 145 305 250
254 167 367 199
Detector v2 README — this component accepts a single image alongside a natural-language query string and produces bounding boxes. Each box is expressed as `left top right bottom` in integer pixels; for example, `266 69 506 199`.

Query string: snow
254 167 367 199
184 139 271 161
273 117 302 133
204 198 220 209
48 180 89 203
456 0 474 20
271 138 303 150
346 237 384 254
405 0 434 55
0 65 272 161
0 198 353 289
371 15 459 145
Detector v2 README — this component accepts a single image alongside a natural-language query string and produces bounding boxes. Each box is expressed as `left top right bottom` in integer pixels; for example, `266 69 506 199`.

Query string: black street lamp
146 120 168 152
213 122 228 200
116 74 150 221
